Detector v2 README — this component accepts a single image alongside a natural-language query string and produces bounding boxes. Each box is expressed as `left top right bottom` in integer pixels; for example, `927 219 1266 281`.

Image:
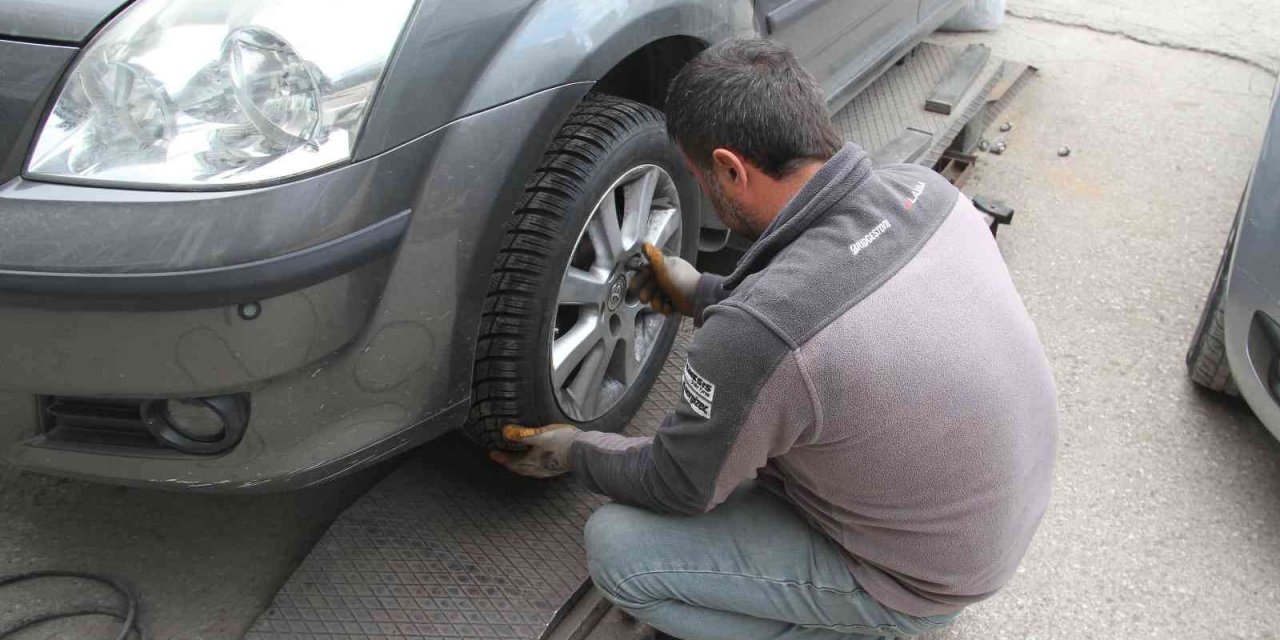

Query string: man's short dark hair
664 39 841 180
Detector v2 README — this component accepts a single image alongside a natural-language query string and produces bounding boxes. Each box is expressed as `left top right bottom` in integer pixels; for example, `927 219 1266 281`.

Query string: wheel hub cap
606 276 626 312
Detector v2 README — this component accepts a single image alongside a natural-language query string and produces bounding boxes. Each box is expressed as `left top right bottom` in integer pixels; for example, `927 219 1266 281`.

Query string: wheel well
594 36 707 110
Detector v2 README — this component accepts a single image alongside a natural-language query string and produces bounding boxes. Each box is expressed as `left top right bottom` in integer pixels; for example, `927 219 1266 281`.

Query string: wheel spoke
587 195 625 266
551 315 605 387
551 164 683 423
621 167 659 251
646 207 680 249
567 340 611 416
619 315 641 385
558 267 608 305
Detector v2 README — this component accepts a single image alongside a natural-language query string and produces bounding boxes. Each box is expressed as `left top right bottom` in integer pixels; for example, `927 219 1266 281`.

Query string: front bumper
1224 88 1280 439
0 82 593 490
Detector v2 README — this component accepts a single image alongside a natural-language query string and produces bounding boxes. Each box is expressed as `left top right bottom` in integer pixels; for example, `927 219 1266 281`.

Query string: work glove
489 424 580 479
630 243 701 317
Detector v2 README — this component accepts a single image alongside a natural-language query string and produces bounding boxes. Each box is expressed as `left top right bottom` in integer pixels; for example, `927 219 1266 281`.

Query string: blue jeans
584 483 959 640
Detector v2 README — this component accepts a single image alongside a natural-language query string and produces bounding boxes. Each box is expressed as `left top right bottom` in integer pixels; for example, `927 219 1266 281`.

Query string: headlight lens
26 0 416 188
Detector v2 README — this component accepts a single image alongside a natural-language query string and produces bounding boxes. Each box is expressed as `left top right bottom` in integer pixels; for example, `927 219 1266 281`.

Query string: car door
757 0 918 108
919 0 958 24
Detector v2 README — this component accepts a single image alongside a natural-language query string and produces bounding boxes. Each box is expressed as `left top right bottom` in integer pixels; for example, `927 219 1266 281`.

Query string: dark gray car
0 0 968 490
1188 82 1280 438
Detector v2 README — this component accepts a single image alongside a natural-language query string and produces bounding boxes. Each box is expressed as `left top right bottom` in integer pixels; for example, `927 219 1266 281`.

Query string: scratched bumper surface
244 324 690 640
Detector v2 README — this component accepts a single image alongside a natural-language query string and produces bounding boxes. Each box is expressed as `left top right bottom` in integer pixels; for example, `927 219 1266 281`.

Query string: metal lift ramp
837 42 1035 173
246 41 1034 640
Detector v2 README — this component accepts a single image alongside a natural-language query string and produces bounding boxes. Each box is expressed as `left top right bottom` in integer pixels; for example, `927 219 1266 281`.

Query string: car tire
466 94 699 449
1187 226 1240 396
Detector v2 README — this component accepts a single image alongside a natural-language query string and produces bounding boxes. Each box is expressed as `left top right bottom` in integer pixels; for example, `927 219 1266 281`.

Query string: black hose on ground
0 571 143 640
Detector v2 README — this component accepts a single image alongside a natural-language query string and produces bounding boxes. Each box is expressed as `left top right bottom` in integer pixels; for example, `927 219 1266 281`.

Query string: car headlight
26 0 416 189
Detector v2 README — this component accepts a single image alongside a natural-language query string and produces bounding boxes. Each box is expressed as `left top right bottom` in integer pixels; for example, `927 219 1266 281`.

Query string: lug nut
1058 146 1072 157
999 122 1013 132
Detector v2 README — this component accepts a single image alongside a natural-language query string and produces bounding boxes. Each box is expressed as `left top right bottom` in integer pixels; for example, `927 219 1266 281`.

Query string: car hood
0 0 131 44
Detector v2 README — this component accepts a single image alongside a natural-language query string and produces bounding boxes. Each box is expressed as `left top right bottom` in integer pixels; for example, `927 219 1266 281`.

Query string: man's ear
711 148 748 189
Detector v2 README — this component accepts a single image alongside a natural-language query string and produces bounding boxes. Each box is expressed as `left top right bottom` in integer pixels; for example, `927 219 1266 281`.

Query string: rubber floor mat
245 324 691 640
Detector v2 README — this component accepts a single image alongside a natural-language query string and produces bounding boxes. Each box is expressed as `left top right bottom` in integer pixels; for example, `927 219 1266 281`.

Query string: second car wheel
466 94 700 449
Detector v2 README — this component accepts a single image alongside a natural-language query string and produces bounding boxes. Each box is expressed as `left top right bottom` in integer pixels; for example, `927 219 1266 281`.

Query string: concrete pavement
1006 0 1279 73
929 6 1280 637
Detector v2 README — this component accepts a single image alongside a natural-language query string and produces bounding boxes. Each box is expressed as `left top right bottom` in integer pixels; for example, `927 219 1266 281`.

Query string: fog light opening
141 395 249 455
1248 311 1280 404
165 399 226 443
1271 358 1280 402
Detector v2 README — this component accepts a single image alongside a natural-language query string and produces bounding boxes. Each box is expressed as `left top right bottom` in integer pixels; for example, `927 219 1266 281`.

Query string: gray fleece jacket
570 143 1058 618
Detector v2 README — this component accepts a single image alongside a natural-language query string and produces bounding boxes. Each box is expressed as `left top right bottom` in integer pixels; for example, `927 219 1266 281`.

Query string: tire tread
466 94 667 448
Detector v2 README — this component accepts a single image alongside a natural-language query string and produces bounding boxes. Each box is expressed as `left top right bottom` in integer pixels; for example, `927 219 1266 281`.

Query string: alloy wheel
550 164 682 422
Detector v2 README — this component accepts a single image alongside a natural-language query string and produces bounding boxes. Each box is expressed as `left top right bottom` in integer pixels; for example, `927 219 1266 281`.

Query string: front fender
355 0 756 160
460 0 756 114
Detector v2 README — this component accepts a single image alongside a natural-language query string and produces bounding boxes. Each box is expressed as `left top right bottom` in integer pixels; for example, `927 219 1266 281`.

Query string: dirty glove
490 424 580 479
630 243 701 317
